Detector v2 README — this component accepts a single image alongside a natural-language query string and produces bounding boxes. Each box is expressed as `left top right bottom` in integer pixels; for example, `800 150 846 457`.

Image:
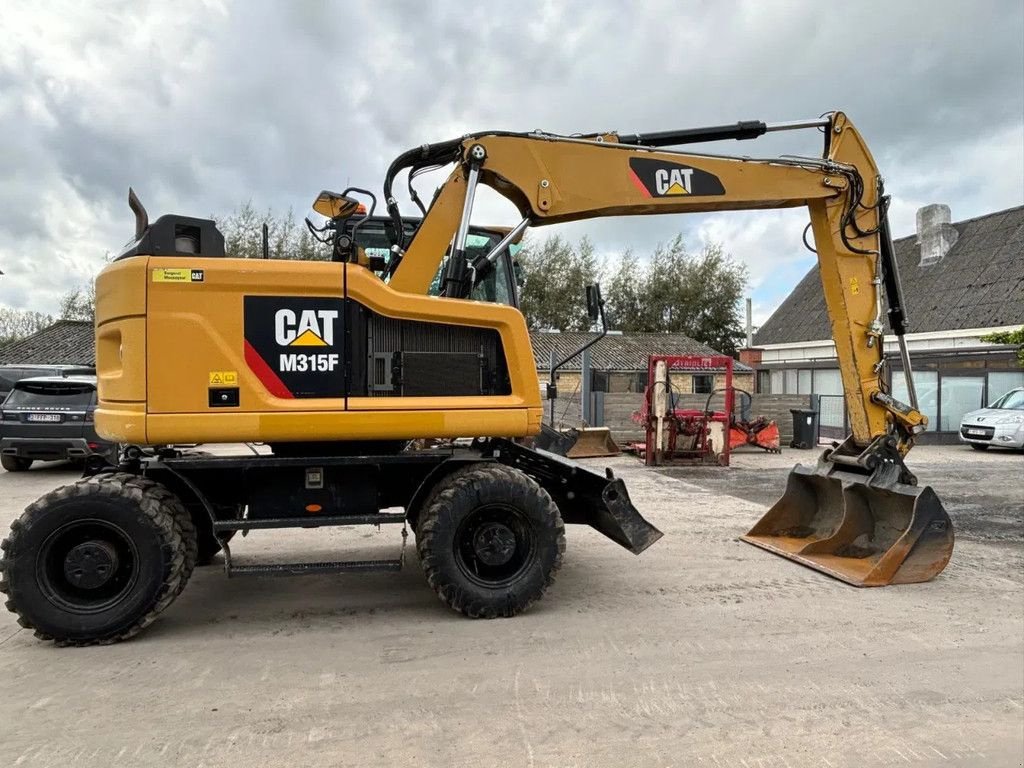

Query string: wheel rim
454 504 537 587
37 519 140 614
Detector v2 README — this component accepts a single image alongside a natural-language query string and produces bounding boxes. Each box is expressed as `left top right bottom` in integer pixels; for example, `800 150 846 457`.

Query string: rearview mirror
586 283 602 323
312 190 361 220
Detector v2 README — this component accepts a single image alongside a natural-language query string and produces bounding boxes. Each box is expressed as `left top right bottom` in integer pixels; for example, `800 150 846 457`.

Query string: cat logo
655 167 694 195
628 157 726 198
274 309 338 347
244 297 345 399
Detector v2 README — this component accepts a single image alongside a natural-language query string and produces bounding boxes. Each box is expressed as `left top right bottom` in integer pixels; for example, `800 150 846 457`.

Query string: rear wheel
1 456 32 472
0 473 187 645
970 444 989 451
416 463 564 618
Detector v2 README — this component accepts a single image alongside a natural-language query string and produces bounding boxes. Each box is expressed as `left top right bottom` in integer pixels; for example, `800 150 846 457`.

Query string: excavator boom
384 111 952 586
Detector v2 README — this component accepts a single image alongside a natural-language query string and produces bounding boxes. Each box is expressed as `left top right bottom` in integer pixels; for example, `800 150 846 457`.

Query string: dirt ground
0 445 1021 767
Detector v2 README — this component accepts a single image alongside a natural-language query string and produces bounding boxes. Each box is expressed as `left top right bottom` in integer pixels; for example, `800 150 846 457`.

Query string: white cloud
1 0 1021 319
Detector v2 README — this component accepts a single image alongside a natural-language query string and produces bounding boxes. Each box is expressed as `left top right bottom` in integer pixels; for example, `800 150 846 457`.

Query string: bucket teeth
742 463 954 587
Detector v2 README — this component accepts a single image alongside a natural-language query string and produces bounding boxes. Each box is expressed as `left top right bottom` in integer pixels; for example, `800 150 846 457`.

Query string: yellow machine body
95 257 542 445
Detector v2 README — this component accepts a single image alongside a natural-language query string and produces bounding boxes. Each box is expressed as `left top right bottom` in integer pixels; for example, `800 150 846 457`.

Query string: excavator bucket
565 427 621 459
534 425 620 459
742 462 954 586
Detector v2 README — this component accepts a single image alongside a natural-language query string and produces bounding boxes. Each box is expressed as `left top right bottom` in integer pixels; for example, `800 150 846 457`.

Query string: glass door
939 376 985 432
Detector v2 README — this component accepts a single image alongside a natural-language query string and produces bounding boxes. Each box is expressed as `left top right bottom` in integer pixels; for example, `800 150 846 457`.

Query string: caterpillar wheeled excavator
0 111 953 645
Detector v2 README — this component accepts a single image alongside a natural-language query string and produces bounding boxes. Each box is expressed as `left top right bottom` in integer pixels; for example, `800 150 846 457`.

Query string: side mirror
586 283 602 323
312 190 361 220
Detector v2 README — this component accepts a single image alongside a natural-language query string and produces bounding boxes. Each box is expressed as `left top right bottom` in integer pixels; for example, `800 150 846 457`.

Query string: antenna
262 223 269 259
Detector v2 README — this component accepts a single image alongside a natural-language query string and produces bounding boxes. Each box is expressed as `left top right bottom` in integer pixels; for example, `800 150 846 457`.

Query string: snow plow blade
742 461 954 586
493 438 662 554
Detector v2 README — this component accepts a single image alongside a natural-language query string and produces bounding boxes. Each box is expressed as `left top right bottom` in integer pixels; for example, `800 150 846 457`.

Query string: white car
959 387 1024 450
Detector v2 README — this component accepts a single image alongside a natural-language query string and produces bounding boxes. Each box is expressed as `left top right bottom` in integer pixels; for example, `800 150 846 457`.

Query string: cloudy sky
2 0 1022 324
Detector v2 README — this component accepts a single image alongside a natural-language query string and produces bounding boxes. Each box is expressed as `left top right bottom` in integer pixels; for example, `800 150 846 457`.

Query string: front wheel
416 463 565 618
0 474 188 645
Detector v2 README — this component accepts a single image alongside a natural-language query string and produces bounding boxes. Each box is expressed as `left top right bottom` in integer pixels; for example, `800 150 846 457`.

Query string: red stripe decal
244 340 293 399
629 168 652 197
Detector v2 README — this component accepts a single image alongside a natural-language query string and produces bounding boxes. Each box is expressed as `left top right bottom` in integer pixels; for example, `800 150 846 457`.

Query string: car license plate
966 428 986 436
26 413 62 423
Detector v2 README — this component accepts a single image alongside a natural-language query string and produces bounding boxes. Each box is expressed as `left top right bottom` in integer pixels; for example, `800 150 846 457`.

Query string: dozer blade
535 424 621 459
492 438 662 554
565 427 621 459
741 463 953 586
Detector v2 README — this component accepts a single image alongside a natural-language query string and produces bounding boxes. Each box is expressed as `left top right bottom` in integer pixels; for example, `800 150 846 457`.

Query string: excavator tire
0 473 187 646
416 463 565 618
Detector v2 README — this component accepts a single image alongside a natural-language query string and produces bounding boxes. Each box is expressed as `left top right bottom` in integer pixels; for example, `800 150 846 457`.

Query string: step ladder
214 513 409 578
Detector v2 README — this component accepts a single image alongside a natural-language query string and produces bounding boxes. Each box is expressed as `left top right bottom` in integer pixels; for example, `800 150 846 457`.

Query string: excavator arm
384 111 953 586
388 112 916 452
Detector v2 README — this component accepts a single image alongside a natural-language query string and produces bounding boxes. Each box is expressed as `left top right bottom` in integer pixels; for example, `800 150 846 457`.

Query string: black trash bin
789 408 819 449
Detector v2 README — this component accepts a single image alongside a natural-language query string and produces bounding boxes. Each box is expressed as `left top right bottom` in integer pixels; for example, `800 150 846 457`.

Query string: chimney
916 204 959 266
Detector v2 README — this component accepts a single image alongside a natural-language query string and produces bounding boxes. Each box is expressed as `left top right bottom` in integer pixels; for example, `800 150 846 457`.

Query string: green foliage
215 202 331 261
516 235 603 332
522 232 748 353
59 284 96 322
981 327 1024 365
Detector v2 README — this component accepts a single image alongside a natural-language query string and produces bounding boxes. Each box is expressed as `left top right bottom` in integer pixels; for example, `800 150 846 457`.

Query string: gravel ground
0 444 1021 767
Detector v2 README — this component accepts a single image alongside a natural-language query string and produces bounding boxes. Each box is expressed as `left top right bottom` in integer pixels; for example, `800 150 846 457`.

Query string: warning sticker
153 268 204 283
208 371 238 386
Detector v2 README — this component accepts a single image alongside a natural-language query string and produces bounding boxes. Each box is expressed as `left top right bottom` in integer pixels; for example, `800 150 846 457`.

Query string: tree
216 202 331 261
603 234 748 354
516 235 602 331
59 284 96 322
981 328 1024 365
0 309 55 344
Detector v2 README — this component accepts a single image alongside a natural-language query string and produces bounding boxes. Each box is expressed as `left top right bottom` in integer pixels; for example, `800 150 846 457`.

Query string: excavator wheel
416 463 565 618
0 473 188 645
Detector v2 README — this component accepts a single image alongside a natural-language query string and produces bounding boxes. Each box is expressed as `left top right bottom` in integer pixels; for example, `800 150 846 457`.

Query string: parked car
0 364 95 399
959 387 1024 451
0 376 117 471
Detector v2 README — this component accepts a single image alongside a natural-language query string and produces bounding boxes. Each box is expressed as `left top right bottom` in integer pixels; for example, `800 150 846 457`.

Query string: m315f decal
243 296 344 398
628 157 725 198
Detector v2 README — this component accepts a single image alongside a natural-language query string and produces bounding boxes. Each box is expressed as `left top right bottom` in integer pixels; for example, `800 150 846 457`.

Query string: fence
546 391 818 446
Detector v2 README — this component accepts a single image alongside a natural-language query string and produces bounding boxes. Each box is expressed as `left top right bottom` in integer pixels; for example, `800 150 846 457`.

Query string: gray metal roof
530 332 751 372
0 321 96 366
754 205 1024 345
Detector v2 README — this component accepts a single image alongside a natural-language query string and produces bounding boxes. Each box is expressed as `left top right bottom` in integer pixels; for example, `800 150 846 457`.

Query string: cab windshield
352 219 517 307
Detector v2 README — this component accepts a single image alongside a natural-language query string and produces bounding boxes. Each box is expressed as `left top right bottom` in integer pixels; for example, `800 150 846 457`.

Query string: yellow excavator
0 111 953 645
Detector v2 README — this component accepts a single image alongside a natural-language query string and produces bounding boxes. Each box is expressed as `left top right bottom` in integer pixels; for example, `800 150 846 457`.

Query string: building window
989 371 1024 402
797 369 812 394
590 370 609 393
693 374 714 394
812 369 843 395
939 376 985 431
892 370 939 431
757 370 771 393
